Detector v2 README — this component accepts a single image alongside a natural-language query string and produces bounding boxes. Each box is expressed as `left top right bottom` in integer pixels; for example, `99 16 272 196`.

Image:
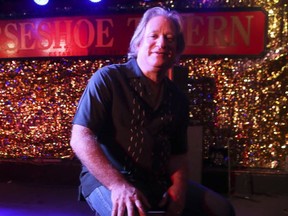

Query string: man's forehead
145 16 176 33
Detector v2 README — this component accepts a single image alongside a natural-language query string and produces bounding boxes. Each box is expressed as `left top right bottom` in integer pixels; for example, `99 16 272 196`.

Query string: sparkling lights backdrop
0 0 287 169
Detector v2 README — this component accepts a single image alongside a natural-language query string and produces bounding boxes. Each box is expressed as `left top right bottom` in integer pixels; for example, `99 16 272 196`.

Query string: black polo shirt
73 58 189 205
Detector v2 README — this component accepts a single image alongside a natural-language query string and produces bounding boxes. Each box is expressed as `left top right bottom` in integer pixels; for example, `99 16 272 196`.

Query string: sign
182 9 267 56
0 8 267 58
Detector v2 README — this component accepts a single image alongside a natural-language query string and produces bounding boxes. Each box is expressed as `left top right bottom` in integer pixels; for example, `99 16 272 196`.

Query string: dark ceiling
3 0 286 18
0 0 148 18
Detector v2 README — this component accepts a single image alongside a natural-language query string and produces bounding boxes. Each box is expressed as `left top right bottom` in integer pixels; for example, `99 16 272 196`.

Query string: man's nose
156 36 166 48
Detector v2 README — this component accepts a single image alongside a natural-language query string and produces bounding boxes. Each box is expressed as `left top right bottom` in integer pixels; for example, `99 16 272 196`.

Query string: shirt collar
124 58 143 79
124 57 174 92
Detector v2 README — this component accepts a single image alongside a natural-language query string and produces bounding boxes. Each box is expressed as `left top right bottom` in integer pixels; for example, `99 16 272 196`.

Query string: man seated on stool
70 6 235 216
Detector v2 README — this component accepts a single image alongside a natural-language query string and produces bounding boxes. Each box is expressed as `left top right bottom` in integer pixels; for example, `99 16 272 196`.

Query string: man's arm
166 154 189 216
70 124 126 189
70 124 149 216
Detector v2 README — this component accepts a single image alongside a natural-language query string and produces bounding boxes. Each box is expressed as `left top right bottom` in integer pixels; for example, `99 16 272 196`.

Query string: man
70 7 235 216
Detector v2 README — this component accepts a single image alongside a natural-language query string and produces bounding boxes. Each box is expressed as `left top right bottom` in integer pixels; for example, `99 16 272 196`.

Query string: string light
34 0 49 6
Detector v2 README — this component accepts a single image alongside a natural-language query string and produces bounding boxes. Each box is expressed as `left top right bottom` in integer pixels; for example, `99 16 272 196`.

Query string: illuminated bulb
34 0 49 6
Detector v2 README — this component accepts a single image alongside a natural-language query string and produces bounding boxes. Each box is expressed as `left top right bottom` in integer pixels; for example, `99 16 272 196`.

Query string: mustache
152 50 173 57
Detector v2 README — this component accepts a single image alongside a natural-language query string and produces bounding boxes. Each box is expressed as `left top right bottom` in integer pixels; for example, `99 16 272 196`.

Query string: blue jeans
85 181 235 216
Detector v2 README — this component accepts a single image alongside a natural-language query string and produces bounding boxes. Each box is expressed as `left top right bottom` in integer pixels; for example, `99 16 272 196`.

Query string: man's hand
111 183 150 216
71 125 150 215
165 184 186 216
164 154 189 216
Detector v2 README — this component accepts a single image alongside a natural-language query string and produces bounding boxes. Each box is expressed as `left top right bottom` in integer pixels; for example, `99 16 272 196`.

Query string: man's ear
136 42 141 50
134 43 140 56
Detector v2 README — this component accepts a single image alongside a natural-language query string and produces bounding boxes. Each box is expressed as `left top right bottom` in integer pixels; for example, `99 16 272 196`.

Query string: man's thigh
86 186 112 216
183 181 235 216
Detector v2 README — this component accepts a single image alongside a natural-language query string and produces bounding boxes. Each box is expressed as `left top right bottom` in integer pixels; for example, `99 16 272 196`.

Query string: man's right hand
111 183 151 216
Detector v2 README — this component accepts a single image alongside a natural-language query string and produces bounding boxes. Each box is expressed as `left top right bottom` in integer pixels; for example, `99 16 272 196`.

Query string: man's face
136 16 178 72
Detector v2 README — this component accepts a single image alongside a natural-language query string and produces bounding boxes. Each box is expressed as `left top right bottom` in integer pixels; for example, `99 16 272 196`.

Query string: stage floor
0 181 93 216
0 181 287 216
0 161 287 216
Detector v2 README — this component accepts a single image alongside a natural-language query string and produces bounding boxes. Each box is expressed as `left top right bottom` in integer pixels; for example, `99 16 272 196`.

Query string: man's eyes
149 34 158 39
148 34 175 41
167 36 175 42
